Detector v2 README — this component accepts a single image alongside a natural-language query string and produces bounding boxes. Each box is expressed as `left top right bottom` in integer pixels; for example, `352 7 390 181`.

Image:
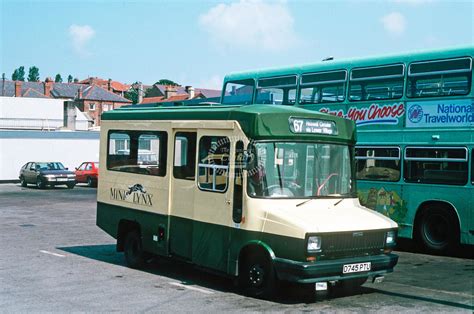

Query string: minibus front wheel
239 249 276 298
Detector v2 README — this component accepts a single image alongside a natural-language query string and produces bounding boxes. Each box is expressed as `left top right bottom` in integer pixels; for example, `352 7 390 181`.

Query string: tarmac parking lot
0 184 473 312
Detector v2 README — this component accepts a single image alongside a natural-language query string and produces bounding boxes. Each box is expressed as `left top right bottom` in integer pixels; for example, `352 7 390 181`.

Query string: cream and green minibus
96 104 398 298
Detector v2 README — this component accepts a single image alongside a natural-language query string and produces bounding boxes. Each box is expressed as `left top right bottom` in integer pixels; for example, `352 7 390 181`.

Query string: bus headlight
385 230 396 246
307 236 322 253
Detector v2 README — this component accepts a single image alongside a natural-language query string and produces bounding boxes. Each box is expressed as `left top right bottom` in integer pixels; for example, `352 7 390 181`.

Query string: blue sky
1 0 472 89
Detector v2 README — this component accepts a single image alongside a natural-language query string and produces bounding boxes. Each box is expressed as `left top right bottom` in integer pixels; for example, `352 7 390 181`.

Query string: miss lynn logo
110 184 153 206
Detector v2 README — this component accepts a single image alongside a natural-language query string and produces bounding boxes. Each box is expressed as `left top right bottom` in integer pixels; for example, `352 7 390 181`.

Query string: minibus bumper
273 253 398 283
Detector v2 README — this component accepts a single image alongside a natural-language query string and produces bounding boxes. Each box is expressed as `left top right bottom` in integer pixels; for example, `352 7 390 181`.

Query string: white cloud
380 12 406 36
199 0 299 52
69 24 95 57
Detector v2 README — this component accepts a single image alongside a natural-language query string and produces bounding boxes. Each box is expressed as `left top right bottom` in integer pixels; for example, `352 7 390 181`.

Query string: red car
75 162 99 187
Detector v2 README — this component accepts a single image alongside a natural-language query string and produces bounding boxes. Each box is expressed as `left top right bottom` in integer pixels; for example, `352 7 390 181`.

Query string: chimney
165 86 177 99
15 81 22 97
138 82 144 104
185 86 195 99
108 78 112 91
77 87 83 99
44 77 53 97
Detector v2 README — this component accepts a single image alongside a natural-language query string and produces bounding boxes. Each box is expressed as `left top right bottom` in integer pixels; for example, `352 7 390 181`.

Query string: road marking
39 250 66 258
168 282 214 295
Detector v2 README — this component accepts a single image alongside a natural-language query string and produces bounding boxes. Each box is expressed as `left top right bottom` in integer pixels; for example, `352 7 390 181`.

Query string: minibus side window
198 136 230 192
233 141 244 223
174 132 197 180
107 131 167 176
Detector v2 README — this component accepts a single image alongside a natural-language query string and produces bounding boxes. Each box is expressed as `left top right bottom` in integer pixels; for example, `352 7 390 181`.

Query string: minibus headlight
385 230 396 246
307 236 322 253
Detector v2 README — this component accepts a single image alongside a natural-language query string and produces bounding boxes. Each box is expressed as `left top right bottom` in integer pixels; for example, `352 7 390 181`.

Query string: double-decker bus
220 46 473 254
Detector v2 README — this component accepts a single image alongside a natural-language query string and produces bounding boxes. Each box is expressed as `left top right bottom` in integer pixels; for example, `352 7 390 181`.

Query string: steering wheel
264 184 295 197
316 173 339 196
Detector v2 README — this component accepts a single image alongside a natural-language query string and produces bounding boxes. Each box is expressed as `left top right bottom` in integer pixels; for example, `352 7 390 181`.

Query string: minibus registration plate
343 262 371 274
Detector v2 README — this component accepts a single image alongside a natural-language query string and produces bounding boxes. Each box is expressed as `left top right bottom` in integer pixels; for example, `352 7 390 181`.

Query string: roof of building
102 104 355 143
194 88 222 98
0 80 131 103
79 77 130 92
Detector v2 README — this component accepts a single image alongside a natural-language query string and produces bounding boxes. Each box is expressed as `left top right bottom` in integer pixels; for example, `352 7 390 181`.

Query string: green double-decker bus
220 46 474 253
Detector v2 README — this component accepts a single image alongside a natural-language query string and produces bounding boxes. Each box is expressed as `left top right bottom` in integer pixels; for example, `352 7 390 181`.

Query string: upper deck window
256 75 297 105
407 57 472 98
349 64 404 101
222 79 255 105
299 70 346 104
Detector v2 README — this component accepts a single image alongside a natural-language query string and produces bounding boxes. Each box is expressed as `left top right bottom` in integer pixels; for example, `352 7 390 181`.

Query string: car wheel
124 230 146 269
418 205 459 254
36 177 45 189
239 250 276 299
67 183 75 189
20 176 27 187
87 176 94 187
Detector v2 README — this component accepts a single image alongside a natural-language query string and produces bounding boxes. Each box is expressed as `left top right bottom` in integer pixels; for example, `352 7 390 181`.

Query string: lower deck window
403 147 468 185
355 147 400 182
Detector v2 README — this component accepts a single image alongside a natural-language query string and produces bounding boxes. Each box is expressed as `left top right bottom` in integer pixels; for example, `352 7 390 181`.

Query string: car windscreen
37 162 66 170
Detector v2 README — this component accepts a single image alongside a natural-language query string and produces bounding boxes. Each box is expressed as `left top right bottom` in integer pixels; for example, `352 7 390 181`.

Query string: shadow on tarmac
58 243 473 308
396 238 474 259
57 244 375 304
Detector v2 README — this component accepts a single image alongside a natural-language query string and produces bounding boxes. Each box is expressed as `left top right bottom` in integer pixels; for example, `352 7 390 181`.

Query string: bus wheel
240 250 276 298
124 230 145 269
418 205 459 254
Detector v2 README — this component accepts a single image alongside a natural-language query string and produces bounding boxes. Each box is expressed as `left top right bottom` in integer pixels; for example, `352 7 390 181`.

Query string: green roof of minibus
102 104 356 143
223 45 474 82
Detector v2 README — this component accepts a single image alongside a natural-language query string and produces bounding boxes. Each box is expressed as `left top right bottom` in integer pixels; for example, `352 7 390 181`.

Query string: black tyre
36 177 45 189
418 205 459 253
67 183 75 189
124 230 146 269
20 176 27 187
86 176 94 187
239 250 276 298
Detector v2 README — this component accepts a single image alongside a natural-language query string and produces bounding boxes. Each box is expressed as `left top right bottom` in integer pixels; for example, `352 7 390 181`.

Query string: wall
0 130 100 182
0 96 90 130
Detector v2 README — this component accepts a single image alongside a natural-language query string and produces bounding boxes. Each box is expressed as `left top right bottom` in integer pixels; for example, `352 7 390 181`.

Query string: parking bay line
168 282 214 295
39 250 66 258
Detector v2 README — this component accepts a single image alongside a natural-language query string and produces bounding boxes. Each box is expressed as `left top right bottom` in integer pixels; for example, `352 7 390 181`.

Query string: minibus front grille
320 231 385 259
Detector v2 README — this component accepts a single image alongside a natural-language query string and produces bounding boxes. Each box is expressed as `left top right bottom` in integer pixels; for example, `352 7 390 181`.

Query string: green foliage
27 66 40 82
55 74 63 83
124 82 141 104
155 79 179 86
67 75 73 83
11 66 25 81
11 69 19 81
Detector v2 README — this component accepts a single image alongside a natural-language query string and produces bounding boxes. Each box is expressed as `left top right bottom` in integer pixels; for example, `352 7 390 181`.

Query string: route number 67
293 119 304 133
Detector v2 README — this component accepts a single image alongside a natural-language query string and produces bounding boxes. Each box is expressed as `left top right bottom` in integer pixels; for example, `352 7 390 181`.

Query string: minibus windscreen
247 142 354 198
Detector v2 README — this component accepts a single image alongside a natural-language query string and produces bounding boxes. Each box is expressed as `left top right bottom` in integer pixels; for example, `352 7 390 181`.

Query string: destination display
406 99 474 128
289 117 338 135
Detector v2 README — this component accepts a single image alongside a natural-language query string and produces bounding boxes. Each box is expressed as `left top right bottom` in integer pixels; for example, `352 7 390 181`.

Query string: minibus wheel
240 250 276 298
124 230 145 269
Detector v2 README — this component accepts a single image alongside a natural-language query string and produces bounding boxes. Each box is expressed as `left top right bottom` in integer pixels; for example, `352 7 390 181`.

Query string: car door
76 163 86 183
26 162 36 183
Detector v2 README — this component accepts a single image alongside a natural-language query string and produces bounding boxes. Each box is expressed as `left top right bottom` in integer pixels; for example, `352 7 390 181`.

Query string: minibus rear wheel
240 250 276 299
124 230 146 269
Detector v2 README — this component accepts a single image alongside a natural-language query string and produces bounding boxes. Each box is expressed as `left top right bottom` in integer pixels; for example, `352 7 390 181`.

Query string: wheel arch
413 200 461 239
117 219 141 252
237 240 275 276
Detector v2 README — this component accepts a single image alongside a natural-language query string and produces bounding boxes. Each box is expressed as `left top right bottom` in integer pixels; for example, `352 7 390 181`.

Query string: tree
11 66 25 81
27 66 40 82
124 83 139 104
67 75 73 83
155 79 179 86
11 69 19 81
17 66 25 81
55 74 63 83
